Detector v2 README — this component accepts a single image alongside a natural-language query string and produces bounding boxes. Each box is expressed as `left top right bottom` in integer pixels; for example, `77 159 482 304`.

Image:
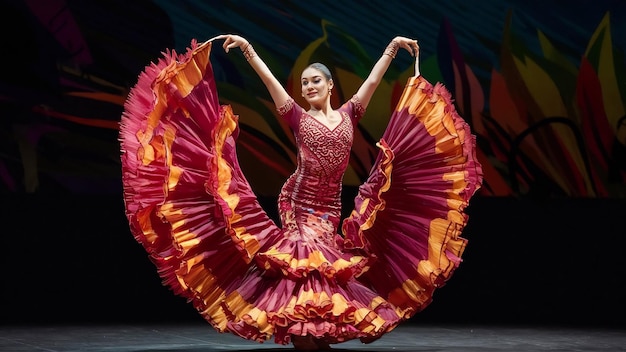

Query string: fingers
208 34 247 53
223 36 235 53
411 40 420 57
396 37 419 57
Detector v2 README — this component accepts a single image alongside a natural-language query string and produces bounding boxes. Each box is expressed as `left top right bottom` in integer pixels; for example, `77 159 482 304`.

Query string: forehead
301 67 325 80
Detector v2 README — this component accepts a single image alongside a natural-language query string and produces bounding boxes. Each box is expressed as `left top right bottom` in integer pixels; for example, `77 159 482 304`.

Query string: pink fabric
119 41 482 346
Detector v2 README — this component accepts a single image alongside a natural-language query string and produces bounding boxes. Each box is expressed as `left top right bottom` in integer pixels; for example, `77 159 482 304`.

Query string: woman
119 34 482 350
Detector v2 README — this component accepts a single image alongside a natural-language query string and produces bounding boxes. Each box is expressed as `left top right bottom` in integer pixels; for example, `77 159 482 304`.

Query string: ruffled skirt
119 39 482 345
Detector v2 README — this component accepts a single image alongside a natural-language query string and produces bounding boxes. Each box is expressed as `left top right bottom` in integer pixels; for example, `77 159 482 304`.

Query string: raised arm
355 36 420 109
210 34 292 109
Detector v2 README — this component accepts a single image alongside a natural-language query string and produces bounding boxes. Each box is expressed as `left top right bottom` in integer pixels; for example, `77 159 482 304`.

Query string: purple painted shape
24 0 93 65
0 161 17 192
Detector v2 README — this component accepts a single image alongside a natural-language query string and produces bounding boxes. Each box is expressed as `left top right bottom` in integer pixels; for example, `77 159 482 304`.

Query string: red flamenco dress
119 39 482 346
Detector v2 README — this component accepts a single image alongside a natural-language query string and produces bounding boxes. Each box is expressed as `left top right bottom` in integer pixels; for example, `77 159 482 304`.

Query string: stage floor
1 323 624 351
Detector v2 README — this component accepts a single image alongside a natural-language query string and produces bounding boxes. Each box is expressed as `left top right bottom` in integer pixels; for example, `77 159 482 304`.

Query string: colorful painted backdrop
1 0 625 198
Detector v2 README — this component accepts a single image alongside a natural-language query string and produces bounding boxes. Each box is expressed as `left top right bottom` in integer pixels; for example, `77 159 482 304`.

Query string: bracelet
242 43 257 62
383 40 399 59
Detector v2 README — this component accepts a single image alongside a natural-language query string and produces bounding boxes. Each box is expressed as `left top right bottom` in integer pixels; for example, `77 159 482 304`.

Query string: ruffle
341 139 394 251
255 243 374 282
222 271 400 345
119 40 284 333
120 38 482 346
342 75 483 319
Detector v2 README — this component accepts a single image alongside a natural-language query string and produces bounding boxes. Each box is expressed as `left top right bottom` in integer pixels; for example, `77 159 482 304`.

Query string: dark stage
2 323 625 351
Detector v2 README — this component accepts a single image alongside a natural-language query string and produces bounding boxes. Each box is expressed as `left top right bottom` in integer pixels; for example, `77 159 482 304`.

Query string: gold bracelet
383 40 399 59
242 43 257 62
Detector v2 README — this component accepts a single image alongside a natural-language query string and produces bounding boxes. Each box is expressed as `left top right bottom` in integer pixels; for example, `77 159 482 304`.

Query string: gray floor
1 323 625 352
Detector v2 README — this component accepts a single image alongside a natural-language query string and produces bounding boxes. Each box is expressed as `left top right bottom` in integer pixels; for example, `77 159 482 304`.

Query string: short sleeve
276 98 301 131
350 95 366 119
339 95 366 123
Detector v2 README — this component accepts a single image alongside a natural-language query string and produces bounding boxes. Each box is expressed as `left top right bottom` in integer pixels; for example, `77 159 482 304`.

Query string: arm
355 36 420 109
210 34 292 109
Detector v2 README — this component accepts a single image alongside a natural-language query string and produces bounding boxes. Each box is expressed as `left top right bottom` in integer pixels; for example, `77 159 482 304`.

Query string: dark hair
306 62 332 81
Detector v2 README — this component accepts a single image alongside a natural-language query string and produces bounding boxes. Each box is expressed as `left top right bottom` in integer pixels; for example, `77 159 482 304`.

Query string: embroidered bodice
277 97 365 233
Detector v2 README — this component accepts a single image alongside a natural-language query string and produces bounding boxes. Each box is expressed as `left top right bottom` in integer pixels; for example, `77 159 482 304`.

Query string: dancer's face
301 68 332 107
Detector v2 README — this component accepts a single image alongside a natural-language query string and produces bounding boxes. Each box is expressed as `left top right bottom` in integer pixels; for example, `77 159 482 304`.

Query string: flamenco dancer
119 33 483 350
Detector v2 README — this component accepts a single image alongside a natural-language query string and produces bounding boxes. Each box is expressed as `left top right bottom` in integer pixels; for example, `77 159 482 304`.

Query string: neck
309 102 331 114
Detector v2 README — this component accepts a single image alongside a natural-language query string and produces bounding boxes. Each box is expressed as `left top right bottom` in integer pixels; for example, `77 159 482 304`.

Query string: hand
208 34 249 53
392 36 419 57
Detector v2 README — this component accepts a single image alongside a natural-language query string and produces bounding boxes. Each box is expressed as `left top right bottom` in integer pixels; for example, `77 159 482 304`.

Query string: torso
278 110 354 233
275 97 364 237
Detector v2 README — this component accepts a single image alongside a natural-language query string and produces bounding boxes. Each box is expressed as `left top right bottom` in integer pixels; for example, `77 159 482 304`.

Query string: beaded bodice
276 97 363 234
297 113 353 182
279 112 353 225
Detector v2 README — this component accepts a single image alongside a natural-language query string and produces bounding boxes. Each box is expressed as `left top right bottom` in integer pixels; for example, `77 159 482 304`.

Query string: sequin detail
277 98 295 116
